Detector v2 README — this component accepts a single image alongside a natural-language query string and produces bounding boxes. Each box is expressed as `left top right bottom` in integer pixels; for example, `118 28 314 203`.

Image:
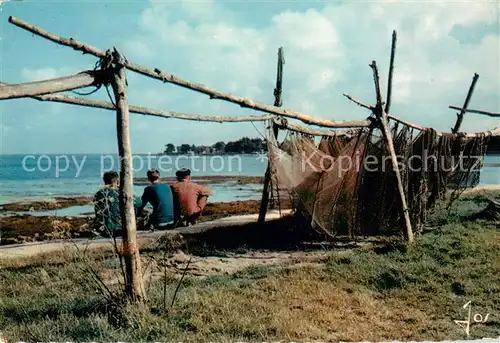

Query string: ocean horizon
1 153 499 206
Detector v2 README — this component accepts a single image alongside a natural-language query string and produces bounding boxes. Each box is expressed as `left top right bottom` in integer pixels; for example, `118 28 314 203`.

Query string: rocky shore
0 196 92 212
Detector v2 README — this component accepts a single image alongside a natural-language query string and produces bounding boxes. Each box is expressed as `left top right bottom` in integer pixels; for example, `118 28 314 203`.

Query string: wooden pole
258 47 284 223
370 61 414 244
343 93 500 138
451 73 479 133
273 117 358 137
2 76 496 137
343 93 374 111
2 81 495 138
385 30 397 114
0 70 105 100
269 46 285 210
449 106 499 118
8 16 371 129
7 16 497 137
458 128 500 138
110 50 145 301
0 84 274 123
274 47 285 108
259 121 280 223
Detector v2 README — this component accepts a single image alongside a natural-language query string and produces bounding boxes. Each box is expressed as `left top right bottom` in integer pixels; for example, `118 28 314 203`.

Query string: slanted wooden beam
451 73 479 133
110 51 145 302
5 79 493 138
370 60 414 244
273 118 358 137
449 106 499 118
343 93 374 111
343 93 500 137
8 16 371 129
387 114 426 132
344 93 426 131
3 77 495 137
37 94 274 122
0 84 274 123
0 70 105 100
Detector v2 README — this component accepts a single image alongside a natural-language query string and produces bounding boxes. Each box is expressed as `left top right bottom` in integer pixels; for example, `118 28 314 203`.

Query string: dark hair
103 171 119 185
147 168 160 182
176 168 191 181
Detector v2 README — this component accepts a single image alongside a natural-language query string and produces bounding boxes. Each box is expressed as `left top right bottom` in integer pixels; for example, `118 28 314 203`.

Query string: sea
0 153 499 216
0 154 268 215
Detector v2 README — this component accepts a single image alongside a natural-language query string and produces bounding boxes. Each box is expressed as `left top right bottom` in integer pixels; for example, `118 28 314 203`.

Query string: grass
0 193 499 342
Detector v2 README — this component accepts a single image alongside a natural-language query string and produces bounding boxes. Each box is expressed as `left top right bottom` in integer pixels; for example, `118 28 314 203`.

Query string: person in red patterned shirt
171 168 212 226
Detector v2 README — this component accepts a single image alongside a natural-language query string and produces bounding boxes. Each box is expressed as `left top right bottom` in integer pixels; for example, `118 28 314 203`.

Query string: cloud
20 67 78 82
124 0 498 126
113 0 500 154
3 0 498 154
18 67 83 116
123 40 154 60
273 9 341 60
123 1 358 125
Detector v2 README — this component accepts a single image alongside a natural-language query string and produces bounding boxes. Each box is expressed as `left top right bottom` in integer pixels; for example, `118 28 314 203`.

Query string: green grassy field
1 193 499 342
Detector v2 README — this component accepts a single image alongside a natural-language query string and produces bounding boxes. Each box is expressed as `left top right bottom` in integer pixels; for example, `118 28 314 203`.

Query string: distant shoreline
0 151 499 157
146 153 265 157
0 153 267 157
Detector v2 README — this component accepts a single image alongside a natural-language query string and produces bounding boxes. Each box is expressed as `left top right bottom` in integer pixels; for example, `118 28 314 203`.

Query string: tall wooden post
259 121 279 223
258 47 284 223
451 73 479 134
385 30 397 114
371 59 414 243
110 50 146 301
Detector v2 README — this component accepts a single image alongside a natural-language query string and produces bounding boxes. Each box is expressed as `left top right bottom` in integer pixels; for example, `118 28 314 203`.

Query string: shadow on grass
153 215 367 257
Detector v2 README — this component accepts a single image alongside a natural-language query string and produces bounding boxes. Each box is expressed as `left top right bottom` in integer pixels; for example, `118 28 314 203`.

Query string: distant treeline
163 137 267 155
161 135 499 155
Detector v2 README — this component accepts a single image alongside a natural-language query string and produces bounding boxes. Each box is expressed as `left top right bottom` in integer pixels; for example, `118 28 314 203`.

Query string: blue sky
0 0 498 154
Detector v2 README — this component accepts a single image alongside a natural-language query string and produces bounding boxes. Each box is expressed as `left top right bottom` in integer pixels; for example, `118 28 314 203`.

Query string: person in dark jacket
93 171 143 237
93 171 121 237
136 168 175 230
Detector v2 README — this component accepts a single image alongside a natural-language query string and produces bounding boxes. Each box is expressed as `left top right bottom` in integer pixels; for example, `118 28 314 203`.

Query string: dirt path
1 209 353 281
125 249 345 286
1 209 371 281
0 210 292 262
156 249 353 277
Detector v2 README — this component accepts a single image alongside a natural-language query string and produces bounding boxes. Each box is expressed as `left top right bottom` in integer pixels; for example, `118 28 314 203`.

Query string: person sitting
171 168 212 226
136 168 175 230
93 171 143 237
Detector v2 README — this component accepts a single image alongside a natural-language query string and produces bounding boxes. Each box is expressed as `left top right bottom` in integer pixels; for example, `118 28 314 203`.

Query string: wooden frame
2 17 499 298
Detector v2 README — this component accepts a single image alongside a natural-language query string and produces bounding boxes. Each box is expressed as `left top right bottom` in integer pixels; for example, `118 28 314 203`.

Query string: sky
0 0 499 154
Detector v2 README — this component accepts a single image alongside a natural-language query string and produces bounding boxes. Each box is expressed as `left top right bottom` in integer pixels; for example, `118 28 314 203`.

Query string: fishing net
266 121 491 237
267 129 371 237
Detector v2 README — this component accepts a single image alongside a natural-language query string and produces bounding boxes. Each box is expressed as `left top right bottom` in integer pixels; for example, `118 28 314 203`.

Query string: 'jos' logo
454 301 491 336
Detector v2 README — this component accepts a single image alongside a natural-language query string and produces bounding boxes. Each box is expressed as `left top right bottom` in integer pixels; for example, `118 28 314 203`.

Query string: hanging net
266 121 491 237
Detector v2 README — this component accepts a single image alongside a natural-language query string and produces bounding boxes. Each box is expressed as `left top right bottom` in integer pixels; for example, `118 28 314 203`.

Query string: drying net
267 122 490 237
